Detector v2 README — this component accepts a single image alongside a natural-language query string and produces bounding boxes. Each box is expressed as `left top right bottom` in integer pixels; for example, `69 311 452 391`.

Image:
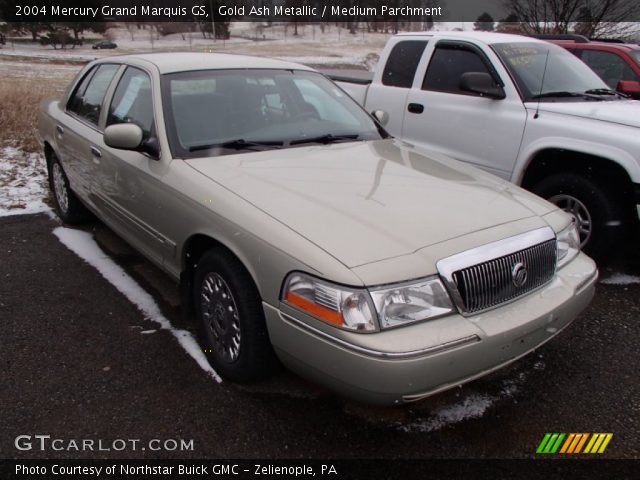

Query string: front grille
452 239 557 314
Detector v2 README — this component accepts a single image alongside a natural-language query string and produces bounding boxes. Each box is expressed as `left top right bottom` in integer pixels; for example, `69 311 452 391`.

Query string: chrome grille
451 239 557 314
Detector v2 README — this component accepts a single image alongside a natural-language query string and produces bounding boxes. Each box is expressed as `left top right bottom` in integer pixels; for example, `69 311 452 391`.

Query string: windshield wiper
189 139 283 152
289 133 360 146
531 91 587 99
584 88 624 97
530 90 604 101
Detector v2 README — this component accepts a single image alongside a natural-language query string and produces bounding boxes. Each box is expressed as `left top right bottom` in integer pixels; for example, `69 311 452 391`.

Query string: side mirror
460 72 506 100
104 123 143 150
616 80 640 98
372 109 389 126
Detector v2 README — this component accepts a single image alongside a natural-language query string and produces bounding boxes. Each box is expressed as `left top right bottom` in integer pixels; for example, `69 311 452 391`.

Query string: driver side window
423 45 494 95
107 67 154 139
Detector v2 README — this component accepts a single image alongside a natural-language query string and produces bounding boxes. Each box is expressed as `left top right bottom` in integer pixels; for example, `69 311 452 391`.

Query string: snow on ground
600 273 640 285
1 23 392 70
400 394 495 433
53 226 222 383
0 58 81 81
398 369 531 432
0 147 51 217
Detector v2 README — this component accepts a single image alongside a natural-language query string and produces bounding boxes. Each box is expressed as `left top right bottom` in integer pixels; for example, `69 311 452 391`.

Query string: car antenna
534 49 550 119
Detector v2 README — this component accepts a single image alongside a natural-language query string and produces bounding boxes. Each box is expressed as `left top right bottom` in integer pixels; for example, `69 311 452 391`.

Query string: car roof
97 52 315 74
543 39 640 52
397 30 548 45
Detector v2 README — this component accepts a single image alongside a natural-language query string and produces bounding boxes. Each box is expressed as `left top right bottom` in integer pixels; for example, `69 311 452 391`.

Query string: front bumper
263 253 598 405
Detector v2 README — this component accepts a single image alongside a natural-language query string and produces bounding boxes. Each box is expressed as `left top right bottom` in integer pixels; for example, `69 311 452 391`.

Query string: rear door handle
56 125 64 135
90 146 102 158
407 103 424 114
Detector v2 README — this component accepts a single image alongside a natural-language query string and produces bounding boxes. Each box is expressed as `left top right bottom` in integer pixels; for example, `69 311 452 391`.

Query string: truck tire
194 248 276 382
532 173 625 261
48 152 90 224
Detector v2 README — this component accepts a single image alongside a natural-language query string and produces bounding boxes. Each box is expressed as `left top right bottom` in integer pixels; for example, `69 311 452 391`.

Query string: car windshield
491 42 610 101
162 69 385 158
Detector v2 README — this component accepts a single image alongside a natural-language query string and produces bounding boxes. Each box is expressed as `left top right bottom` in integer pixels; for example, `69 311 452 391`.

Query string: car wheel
532 173 626 261
194 248 276 382
48 152 89 224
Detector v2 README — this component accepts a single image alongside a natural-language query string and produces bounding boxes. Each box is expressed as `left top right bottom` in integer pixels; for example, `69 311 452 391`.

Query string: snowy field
0 23 397 69
0 147 50 217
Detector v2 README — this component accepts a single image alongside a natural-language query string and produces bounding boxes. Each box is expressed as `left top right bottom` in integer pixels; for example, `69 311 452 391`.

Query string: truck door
401 40 527 179
363 39 428 135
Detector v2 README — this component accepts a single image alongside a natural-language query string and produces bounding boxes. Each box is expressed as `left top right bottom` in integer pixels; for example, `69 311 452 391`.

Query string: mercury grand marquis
39 53 598 405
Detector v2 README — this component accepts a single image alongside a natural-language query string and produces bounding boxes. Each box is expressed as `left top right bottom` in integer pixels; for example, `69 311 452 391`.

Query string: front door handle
56 125 64 135
407 103 424 114
90 146 102 158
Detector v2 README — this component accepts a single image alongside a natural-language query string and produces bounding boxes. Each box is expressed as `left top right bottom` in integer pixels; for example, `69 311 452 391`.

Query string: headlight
369 277 454 329
556 221 580 268
282 273 455 332
282 273 377 332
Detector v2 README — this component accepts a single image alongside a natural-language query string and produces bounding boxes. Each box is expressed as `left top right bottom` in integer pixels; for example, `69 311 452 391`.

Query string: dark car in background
92 40 117 50
534 35 640 99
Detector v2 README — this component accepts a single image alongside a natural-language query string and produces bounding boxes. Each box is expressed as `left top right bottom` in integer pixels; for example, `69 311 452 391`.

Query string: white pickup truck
330 31 640 260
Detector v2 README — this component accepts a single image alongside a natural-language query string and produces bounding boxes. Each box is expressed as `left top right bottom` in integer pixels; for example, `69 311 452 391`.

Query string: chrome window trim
437 227 556 316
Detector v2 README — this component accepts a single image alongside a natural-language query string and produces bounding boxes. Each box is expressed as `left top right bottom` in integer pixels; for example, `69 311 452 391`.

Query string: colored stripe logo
536 433 613 454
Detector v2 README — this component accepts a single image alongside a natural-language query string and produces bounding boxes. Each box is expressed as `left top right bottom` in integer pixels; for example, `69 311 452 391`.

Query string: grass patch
0 77 68 153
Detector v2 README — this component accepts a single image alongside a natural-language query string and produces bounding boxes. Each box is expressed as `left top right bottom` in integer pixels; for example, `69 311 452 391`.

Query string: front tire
532 173 626 261
48 152 89 224
194 249 276 382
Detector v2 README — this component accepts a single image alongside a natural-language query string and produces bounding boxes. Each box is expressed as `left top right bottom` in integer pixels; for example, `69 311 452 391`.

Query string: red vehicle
534 35 640 99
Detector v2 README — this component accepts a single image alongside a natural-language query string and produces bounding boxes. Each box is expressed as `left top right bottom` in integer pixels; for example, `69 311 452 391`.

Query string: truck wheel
48 152 89 224
532 173 625 261
194 248 276 382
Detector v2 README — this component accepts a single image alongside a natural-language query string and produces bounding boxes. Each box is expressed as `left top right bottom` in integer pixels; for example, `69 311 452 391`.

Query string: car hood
186 139 555 268
530 99 640 128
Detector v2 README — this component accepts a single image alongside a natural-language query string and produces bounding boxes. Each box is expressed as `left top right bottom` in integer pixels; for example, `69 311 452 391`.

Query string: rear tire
532 173 626 261
194 248 276 382
48 151 89 224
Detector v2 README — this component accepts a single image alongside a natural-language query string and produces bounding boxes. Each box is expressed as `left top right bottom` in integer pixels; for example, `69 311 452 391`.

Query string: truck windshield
492 42 610 101
631 51 640 66
162 69 385 158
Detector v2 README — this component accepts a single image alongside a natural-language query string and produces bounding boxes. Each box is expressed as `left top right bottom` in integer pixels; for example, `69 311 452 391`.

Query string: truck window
422 45 492 94
382 40 428 88
67 64 119 126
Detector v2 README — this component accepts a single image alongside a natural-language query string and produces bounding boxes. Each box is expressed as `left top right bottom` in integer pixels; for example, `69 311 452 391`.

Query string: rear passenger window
382 40 428 88
107 67 154 139
67 64 119 126
423 45 493 94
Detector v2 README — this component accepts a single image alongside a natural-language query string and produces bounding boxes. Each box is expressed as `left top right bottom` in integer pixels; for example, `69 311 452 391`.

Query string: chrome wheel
200 272 241 363
52 162 69 214
548 194 592 248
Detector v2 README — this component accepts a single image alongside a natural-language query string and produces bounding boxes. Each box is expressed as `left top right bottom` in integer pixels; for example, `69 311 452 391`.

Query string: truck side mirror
616 80 640 98
372 110 389 126
460 72 506 100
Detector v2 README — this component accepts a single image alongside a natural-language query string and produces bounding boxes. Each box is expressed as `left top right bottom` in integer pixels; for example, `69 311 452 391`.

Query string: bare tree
504 0 640 39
